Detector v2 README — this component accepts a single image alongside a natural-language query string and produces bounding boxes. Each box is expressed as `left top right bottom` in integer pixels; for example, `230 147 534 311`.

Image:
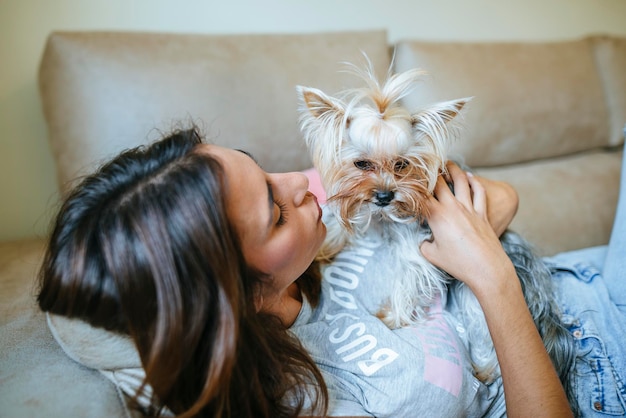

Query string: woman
38 129 327 417
38 126 625 417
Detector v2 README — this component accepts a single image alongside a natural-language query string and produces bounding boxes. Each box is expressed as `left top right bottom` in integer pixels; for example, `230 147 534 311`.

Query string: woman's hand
420 163 516 294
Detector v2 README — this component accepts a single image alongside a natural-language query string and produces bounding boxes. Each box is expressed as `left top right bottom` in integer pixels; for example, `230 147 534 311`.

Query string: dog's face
298 65 470 233
325 106 443 226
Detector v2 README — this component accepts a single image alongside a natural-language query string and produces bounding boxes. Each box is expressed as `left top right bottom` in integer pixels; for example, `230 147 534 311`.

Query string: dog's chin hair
335 197 426 230
378 224 449 326
386 212 419 224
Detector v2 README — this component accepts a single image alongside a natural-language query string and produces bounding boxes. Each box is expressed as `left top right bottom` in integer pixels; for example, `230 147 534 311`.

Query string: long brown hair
38 128 327 417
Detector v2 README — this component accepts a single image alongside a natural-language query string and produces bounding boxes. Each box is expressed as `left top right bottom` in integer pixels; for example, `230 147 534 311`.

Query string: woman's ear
253 283 264 313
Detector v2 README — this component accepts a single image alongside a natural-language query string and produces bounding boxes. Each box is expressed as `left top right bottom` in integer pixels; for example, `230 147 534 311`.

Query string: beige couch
1 29 624 417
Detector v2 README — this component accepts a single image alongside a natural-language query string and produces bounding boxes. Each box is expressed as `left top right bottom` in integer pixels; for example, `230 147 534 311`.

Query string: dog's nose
375 191 395 206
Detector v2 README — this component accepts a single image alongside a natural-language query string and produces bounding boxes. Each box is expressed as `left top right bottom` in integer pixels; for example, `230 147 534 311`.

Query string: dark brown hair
38 128 327 417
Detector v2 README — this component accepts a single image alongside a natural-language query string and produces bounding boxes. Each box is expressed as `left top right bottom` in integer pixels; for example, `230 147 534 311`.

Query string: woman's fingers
429 163 489 227
432 174 454 202
438 163 489 222
445 163 471 207
467 172 487 219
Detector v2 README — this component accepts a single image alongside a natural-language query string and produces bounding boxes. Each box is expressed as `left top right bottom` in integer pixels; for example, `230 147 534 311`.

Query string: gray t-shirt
290 232 507 417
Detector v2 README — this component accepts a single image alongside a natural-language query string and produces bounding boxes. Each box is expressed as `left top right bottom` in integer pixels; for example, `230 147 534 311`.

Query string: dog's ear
411 97 472 143
296 86 345 119
410 97 472 129
297 86 348 177
410 97 472 167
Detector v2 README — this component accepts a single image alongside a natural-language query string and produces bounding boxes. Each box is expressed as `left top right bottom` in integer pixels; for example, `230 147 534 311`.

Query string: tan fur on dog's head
298 58 470 258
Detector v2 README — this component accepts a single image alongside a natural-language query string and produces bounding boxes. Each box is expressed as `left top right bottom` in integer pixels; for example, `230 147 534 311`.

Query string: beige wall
1 0 626 242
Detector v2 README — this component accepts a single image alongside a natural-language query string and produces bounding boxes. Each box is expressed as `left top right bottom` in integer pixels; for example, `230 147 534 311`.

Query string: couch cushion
592 35 626 146
39 30 391 194
393 37 611 167
476 149 622 256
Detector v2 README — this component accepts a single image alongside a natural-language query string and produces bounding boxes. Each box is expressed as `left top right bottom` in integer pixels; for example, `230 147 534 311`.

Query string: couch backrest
37 31 625 255
38 30 391 193
393 36 625 255
593 35 626 146
393 36 626 167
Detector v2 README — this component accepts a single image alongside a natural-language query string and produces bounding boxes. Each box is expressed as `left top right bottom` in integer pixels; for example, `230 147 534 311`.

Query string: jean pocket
548 262 601 284
573 333 626 416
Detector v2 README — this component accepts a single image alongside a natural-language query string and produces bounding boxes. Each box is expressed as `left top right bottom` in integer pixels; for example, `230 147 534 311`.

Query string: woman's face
202 145 326 312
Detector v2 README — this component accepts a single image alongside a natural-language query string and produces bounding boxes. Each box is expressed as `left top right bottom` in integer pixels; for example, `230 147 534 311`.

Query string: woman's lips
312 193 322 222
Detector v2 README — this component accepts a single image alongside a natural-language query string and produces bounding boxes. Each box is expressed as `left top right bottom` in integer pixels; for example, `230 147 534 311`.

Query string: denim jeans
545 253 626 416
543 127 626 416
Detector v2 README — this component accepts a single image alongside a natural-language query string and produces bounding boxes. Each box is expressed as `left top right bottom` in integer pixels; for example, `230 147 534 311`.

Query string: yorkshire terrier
296 59 575 389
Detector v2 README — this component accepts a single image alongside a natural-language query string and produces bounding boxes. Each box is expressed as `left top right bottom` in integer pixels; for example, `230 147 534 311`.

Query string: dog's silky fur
297 59 575 396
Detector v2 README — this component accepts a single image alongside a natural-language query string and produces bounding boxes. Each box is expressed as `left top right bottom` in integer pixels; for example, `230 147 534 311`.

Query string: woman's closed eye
275 199 288 226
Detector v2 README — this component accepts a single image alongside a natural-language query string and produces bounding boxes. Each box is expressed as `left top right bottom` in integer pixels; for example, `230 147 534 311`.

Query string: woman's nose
271 172 309 206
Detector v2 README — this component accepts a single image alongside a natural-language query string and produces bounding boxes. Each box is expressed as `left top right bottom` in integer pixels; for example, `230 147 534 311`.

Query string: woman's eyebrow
236 149 260 166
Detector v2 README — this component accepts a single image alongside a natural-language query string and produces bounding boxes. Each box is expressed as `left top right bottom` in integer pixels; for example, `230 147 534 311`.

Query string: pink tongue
302 168 327 204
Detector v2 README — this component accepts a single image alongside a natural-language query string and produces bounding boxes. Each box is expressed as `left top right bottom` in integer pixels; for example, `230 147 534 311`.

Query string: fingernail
466 171 474 177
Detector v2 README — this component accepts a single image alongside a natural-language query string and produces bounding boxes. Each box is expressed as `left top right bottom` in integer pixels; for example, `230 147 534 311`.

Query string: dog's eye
394 159 409 172
354 160 375 171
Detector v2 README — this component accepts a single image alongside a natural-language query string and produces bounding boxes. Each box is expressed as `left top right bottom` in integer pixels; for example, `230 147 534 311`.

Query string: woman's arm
421 166 572 418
